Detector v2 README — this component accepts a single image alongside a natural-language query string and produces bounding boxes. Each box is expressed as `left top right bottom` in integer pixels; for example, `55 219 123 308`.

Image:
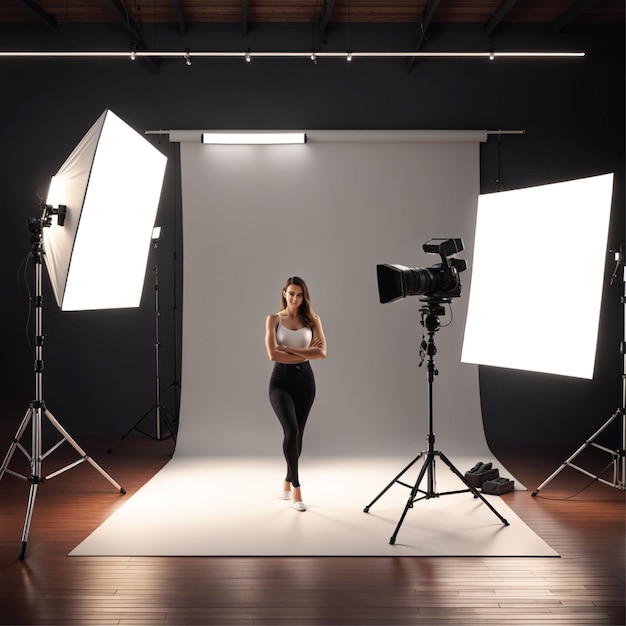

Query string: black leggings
269 361 316 488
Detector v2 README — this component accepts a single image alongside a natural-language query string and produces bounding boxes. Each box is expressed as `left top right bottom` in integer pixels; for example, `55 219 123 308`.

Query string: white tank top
276 315 312 349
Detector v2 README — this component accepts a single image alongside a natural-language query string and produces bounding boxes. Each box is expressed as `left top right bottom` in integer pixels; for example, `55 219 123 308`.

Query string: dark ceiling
2 1 624 41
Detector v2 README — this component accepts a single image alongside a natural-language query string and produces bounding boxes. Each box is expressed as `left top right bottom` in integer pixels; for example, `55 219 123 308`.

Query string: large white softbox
462 173 614 379
44 109 168 311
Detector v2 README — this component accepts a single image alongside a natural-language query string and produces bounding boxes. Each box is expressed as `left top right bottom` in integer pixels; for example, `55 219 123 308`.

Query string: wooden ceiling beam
552 0 599 32
242 0 248 36
172 0 186 36
15 0 57 29
407 0 440 72
412 0 440 49
319 0 336 43
485 0 519 37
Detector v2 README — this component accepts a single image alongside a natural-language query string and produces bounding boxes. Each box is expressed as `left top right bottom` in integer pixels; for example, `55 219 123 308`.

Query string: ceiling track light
0 50 586 61
245 48 251 63
130 48 136 61
310 50 317 64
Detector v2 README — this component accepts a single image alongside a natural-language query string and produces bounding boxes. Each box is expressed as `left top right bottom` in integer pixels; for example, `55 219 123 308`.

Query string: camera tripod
533 244 626 494
364 298 509 545
0 207 125 559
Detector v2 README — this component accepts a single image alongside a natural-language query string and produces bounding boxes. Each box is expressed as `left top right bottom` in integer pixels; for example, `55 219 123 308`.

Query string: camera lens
377 263 462 303
403 265 461 298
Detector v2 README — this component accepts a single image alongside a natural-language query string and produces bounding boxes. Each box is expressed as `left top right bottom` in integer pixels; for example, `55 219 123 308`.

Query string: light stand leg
43 408 125 490
0 407 33 482
19 404 42 560
20 479 39 561
364 300 509 545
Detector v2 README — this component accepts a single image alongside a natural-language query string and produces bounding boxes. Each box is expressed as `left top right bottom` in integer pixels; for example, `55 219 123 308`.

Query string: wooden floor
0 398 624 625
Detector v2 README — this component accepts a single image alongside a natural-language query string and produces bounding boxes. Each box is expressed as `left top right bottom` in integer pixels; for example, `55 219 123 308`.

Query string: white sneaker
292 500 306 512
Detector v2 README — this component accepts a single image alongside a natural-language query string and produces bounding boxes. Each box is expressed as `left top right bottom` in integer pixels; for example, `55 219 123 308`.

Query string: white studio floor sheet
70 454 557 557
71 132 557 558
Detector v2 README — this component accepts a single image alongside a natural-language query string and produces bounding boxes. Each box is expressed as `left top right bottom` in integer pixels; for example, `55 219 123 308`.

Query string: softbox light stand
108 230 178 452
364 299 509 545
533 244 626 495
0 207 126 560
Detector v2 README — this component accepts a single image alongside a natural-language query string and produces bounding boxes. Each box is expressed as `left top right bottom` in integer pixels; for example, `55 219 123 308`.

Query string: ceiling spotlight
346 50 353 62
489 49 495 61
310 50 317 64
184 50 191 66
245 48 251 63
130 48 136 61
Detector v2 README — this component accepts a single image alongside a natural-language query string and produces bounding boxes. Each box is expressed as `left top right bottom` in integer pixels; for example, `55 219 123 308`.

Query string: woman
265 276 326 511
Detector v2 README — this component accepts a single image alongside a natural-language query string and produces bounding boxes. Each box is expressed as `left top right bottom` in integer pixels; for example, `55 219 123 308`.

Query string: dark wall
0 22 623 448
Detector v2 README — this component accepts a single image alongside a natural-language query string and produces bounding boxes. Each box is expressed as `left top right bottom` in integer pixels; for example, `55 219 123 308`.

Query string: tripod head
418 297 452 372
419 297 451 333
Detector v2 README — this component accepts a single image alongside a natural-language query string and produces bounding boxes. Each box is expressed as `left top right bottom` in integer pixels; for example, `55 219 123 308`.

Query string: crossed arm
265 314 327 363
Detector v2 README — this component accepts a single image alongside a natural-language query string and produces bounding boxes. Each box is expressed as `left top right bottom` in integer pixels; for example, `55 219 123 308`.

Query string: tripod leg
0 407 33 482
363 452 425 513
19 480 39 560
438 452 509 526
160 405 179 444
44 409 125 494
107 405 156 453
19 404 44 561
389 454 432 545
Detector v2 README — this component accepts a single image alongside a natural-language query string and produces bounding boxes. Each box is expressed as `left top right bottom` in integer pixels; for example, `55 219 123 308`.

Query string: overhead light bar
202 132 306 145
0 50 586 60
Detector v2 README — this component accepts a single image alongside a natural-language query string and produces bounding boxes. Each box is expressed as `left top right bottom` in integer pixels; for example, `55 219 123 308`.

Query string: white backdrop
177 131 491 460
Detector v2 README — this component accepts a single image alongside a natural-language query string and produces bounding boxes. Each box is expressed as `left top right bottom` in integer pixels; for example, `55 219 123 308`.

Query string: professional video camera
376 238 467 303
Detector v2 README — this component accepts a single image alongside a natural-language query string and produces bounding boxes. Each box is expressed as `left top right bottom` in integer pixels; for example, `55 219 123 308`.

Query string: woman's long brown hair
280 276 314 328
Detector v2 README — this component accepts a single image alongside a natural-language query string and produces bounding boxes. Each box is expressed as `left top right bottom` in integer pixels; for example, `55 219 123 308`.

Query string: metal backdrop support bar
533 244 626 495
0 205 125 560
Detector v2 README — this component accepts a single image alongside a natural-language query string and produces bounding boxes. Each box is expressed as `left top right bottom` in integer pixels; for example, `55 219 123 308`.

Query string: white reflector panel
44 109 167 310
461 173 614 379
